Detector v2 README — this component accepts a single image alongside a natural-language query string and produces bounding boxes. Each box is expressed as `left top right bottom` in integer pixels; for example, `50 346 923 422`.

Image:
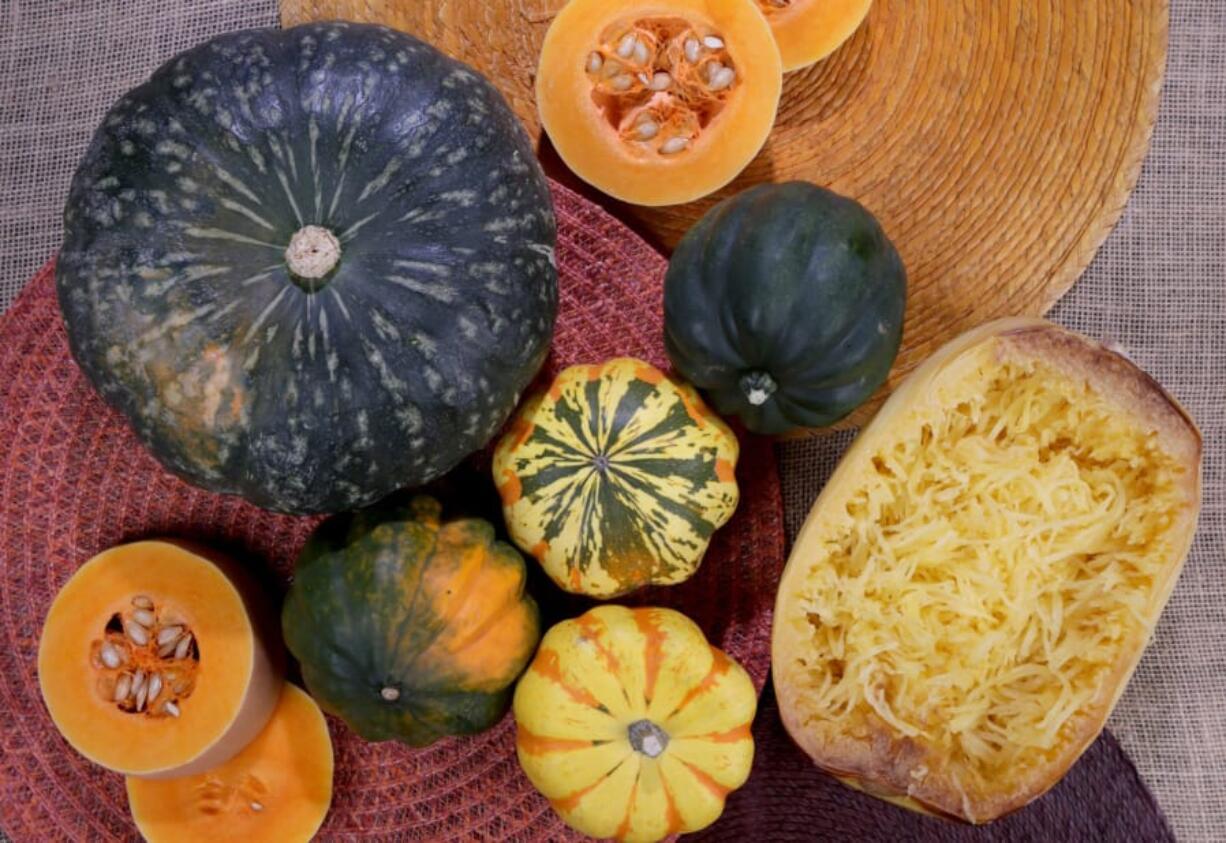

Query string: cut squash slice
127 683 334 843
537 0 782 206
772 318 1202 822
757 0 872 71
38 540 283 778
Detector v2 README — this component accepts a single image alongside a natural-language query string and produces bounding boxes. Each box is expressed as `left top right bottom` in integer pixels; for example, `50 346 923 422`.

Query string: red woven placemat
0 180 785 841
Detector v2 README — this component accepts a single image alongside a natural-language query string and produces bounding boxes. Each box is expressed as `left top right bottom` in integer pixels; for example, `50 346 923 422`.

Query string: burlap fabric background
0 0 1221 840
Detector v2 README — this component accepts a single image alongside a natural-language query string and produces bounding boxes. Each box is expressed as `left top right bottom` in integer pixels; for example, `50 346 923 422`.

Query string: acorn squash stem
740 370 778 406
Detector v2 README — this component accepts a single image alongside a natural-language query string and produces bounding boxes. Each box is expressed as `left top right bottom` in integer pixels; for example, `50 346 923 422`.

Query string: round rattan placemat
279 0 1168 427
0 180 785 841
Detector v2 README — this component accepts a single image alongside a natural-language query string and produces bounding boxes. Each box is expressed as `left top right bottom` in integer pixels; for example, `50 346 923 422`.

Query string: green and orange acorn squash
493 358 740 598
282 495 540 745
665 182 906 434
57 22 557 514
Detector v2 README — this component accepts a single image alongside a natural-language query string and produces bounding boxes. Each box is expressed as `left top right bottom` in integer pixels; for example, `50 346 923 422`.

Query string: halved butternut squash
757 0 872 71
537 0 782 206
127 682 334 843
38 540 283 778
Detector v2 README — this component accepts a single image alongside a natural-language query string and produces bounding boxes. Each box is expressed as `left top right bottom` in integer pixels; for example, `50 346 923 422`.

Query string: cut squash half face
537 0 782 206
127 683 334 843
757 0 873 71
771 318 1202 823
38 540 283 778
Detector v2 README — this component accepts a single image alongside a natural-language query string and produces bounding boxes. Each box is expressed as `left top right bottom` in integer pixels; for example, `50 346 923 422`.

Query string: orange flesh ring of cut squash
126 683 334 843
756 0 873 71
537 0 782 206
37 540 282 778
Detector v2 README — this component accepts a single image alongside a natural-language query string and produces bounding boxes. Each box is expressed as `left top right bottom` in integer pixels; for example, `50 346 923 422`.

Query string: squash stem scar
627 718 669 758
740 370 777 406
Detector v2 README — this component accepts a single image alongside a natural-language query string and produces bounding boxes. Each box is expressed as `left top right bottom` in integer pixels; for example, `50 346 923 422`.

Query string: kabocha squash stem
38 541 283 779
514 606 756 842
284 225 341 283
771 318 1202 822
537 0 782 206
56 22 557 514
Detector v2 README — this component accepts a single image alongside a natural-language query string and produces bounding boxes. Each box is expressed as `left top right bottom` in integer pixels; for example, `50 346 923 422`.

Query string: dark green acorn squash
282 495 540 745
56 22 557 514
664 182 906 434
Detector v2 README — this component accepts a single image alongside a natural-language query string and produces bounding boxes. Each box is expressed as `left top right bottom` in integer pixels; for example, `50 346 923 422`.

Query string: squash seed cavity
90 594 200 718
585 17 738 156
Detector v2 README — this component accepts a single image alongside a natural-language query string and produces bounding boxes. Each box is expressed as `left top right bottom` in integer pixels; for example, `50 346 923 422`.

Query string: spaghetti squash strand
790 356 1186 792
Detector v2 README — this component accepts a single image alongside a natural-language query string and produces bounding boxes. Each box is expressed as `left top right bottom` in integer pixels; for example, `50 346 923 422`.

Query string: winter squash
664 182 906 434
493 358 740 599
126 682 333 843
514 605 756 842
536 0 782 206
56 22 557 515
772 318 1202 822
281 495 540 745
37 541 282 778
758 0 873 71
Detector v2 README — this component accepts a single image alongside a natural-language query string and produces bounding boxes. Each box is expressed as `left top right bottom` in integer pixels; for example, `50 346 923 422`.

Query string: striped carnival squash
56 22 557 514
282 495 540 745
492 358 740 598
514 605 757 842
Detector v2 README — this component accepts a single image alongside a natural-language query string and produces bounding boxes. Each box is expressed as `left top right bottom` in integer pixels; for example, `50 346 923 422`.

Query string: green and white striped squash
492 357 740 598
56 22 557 514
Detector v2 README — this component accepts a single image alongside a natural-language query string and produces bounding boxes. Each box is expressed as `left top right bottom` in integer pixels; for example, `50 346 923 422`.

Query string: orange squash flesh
127 683 333 843
537 0 782 206
38 541 282 778
757 0 872 71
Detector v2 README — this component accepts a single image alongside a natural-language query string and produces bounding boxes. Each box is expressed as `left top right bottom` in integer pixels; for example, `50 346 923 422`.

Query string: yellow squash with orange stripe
513 606 756 842
493 358 740 598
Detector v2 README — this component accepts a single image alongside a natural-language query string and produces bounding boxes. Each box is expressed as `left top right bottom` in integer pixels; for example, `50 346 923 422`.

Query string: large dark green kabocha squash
664 182 906 434
282 495 540 745
56 23 557 513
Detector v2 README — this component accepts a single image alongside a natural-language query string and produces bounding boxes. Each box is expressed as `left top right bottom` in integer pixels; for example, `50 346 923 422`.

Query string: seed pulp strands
584 16 738 156
90 596 199 717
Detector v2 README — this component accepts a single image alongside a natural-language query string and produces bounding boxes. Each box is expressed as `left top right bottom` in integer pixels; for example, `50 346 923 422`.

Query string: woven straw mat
1 0 1223 840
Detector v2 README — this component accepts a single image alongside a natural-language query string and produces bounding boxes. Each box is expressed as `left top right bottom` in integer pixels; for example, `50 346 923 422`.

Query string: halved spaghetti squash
772 318 1201 823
